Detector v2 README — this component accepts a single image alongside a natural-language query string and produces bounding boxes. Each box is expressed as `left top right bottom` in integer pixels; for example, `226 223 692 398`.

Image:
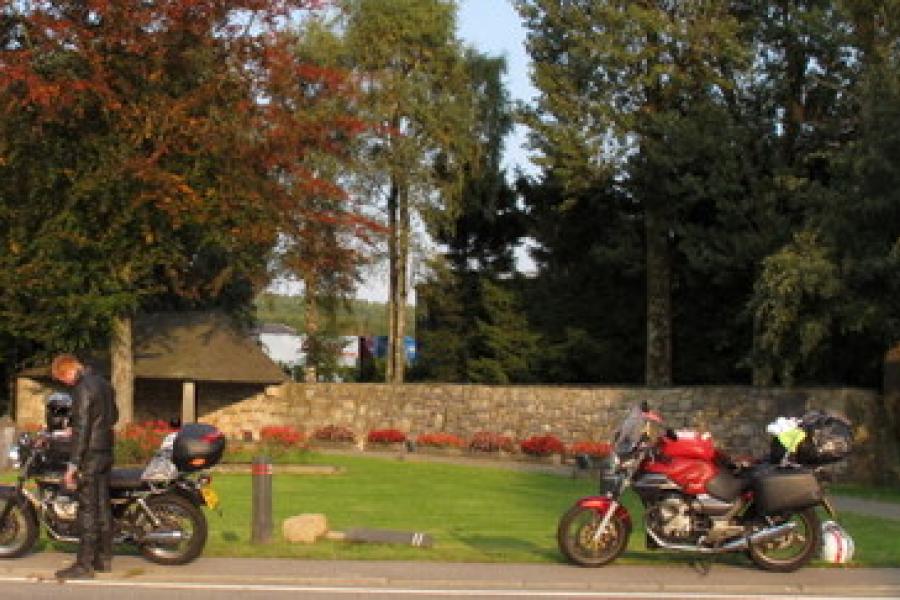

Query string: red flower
416 432 466 449
520 434 566 457
469 432 515 453
259 425 305 447
569 441 612 458
367 429 407 444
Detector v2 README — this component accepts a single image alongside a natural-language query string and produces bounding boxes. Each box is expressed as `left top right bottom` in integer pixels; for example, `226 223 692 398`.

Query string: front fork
576 496 631 541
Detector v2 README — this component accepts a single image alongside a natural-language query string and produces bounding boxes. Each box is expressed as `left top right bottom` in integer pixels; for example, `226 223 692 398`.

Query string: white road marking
0 576 888 599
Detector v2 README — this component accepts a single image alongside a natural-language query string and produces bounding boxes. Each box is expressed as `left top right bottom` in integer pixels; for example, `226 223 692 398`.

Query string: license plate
201 486 220 510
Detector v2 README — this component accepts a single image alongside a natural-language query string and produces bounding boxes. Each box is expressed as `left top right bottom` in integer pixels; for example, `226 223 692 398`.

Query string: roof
20 312 287 385
253 323 300 336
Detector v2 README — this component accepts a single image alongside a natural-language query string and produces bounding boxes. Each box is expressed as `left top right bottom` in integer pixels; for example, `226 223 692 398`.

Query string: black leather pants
75 451 113 568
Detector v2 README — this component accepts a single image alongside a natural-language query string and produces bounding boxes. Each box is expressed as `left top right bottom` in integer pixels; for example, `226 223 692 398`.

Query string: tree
336 0 476 383
0 1 368 416
414 51 537 384
516 0 750 384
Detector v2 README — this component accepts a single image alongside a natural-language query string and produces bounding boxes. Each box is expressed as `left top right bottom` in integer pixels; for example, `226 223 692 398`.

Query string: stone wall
202 383 885 482
14 376 890 482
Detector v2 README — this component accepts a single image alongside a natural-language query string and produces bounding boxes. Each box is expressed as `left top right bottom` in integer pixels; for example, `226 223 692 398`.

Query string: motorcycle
0 415 225 566
558 404 850 572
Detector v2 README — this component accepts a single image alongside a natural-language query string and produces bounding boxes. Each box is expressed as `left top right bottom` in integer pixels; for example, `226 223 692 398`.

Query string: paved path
0 553 898 599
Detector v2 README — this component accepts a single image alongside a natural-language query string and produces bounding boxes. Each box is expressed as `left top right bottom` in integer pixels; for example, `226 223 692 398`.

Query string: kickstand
689 558 712 576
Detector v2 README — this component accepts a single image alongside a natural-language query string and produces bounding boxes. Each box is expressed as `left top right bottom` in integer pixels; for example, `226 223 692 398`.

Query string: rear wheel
138 493 207 566
557 504 629 567
747 508 820 572
0 500 38 559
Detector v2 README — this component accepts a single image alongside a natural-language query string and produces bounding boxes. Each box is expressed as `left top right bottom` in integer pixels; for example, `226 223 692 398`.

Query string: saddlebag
172 423 226 472
752 466 822 514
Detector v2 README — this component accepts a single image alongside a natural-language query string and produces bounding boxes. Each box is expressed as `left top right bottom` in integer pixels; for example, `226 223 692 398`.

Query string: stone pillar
182 380 196 424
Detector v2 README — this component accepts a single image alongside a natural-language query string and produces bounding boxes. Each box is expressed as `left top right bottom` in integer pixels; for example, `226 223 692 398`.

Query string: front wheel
747 508 820 572
138 493 208 566
557 504 630 567
0 500 39 559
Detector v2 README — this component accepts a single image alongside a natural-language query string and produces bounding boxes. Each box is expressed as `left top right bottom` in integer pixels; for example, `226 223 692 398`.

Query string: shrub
115 420 177 464
367 429 407 444
416 432 466 449
569 441 612 458
520 434 566 457
312 424 356 443
259 425 306 447
469 431 515 453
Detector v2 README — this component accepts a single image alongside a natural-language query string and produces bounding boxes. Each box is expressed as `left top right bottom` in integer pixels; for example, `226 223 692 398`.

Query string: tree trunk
111 314 134 426
304 273 319 383
645 206 673 386
387 175 400 383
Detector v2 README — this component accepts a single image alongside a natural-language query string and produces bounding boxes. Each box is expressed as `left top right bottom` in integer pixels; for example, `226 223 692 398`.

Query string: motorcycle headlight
7 444 20 469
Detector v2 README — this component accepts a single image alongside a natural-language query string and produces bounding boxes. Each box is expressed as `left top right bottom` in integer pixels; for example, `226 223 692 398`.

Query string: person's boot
92 555 112 573
55 562 94 581
94 531 113 572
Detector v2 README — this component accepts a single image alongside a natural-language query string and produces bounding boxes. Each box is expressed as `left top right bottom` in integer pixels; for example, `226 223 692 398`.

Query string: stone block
283 513 328 544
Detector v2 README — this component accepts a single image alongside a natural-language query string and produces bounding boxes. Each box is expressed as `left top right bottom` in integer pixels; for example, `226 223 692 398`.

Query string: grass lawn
4 455 900 567
198 453 900 567
831 483 900 504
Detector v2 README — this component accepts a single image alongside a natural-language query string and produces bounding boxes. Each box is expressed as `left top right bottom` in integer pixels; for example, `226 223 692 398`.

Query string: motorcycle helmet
45 392 73 431
820 520 854 564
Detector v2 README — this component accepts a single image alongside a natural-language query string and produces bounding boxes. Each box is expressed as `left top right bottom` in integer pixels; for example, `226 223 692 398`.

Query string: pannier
172 423 226 472
752 466 822 514
795 411 852 465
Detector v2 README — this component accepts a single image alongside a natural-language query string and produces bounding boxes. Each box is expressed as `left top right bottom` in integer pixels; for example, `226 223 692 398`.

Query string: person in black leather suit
50 354 119 580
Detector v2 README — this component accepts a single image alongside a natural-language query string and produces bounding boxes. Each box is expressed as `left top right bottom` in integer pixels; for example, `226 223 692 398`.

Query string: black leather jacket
69 368 118 470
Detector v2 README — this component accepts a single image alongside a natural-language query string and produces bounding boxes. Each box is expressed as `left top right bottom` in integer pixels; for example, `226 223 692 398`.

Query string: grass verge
4 455 900 567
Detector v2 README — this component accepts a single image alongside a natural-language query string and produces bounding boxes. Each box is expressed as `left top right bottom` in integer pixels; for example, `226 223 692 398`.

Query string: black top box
172 423 226 472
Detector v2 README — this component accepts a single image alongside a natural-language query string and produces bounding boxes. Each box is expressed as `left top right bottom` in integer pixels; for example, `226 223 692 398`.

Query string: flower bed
367 429 407 444
468 431 515 454
312 424 356 443
568 441 612 458
416 432 466 449
519 434 565 457
115 420 177 464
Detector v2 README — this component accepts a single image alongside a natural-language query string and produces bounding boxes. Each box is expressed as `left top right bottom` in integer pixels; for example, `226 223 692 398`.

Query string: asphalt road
0 553 898 600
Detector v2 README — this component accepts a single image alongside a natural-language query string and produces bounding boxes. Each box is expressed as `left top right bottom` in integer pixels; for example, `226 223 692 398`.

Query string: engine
647 495 702 541
51 494 79 522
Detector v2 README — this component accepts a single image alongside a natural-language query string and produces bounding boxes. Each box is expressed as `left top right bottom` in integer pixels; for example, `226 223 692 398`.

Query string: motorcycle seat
109 468 147 489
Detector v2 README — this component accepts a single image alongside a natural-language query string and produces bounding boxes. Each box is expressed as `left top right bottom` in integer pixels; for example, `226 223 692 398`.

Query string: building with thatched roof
15 311 287 428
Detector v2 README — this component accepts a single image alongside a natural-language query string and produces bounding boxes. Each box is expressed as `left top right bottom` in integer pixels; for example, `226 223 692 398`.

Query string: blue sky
457 0 537 176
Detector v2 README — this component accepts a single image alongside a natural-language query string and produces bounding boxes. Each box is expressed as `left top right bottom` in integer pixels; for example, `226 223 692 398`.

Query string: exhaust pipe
721 522 798 551
143 529 186 545
647 522 797 554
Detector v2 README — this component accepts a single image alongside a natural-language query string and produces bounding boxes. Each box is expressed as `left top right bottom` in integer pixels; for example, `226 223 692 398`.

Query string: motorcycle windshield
613 405 645 456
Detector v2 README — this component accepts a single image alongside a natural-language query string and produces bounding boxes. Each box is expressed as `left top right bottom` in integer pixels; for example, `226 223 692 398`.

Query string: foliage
468 431 515 453
514 0 900 386
114 420 176 464
569 441 612 459
0 0 373 371
312 424 356 443
259 426 306 448
519 434 565 457
415 432 466 449
325 0 478 382
366 429 406 444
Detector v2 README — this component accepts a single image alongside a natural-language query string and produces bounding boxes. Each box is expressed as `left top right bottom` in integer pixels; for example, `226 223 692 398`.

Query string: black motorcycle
0 416 225 566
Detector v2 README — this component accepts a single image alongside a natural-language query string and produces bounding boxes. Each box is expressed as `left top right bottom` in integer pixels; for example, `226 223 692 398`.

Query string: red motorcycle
558 404 848 572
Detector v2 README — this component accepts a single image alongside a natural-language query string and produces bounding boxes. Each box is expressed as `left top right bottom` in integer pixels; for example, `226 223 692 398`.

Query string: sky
271 1 537 301
457 0 537 177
